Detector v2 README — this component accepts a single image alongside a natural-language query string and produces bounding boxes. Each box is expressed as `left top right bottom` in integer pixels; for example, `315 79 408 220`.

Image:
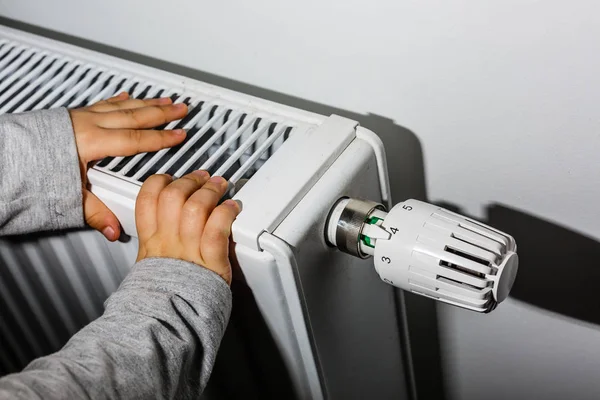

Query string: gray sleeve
0 257 232 400
0 108 85 235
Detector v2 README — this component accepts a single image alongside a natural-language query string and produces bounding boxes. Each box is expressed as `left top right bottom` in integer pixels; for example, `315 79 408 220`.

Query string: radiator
0 23 519 399
0 25 411 399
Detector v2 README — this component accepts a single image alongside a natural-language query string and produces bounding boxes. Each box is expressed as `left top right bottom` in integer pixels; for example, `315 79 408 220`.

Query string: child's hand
135 171 241 285
69 92 188 241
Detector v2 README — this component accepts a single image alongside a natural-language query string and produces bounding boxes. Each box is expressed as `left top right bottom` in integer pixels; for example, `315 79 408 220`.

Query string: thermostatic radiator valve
326 198 519 313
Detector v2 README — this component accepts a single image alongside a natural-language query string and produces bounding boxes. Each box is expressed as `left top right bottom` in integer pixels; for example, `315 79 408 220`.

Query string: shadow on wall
0 16 445 400
437 202 600 327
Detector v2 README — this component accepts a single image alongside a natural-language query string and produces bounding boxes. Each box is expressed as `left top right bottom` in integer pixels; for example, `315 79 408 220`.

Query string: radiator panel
0 230 136 373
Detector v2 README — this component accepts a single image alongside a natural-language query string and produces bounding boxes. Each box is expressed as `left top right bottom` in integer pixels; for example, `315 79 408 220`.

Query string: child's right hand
135 171 241 285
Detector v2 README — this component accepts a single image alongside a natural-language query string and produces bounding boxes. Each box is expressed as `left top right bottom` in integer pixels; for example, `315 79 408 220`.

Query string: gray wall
2 2 600 399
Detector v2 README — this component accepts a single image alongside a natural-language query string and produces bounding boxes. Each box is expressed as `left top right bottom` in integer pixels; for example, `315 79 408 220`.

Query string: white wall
2 1 600 399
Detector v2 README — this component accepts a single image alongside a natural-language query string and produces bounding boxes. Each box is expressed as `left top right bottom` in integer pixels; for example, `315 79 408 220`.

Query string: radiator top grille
0 38 302 186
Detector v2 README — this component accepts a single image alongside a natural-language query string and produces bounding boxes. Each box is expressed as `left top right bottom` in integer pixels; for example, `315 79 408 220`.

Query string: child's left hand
69 92 188 241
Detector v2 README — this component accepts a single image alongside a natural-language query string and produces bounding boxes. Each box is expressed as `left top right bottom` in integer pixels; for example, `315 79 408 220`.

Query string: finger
135 174 173 241
107 92 129 102
200 200 241 284
83 190 121 241
157 171 211 236
86 92 129 110
86 129 186 160
96 103 188 129
180 175 229 247
88 97 173 113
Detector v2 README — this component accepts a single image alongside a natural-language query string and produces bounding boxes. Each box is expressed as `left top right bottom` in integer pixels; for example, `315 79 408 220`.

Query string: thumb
83 189 121 241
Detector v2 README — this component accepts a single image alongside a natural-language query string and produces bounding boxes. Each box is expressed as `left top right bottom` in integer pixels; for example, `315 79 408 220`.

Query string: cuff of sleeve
34 107 85 230
113 257 233 330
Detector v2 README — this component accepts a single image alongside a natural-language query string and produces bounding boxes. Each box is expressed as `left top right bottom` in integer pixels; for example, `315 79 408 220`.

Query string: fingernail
224 199 242 212
174 103 187 110
171 129 186 136
233 199 243 212
192 170 209 178
209 176 226 185
158 97 172 104
102 226 115 240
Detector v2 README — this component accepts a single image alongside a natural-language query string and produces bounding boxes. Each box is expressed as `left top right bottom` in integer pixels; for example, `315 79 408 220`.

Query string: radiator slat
199 116 266 178
0 51 46 95
0 314 27 370
0 244 62 349
0 42 15 60
0 45 26 71
20 242 79 335
33 64 91 110
0 50 39 84
68 232 122 297
50 68 104 109
130 100 214 179
230 125 290 183
13 59 77 113
66 71 114 108
0 56 61 113
0 276 45 357
216 123 285 178
173 108 235 178
134 103 225 180
46 236 101 321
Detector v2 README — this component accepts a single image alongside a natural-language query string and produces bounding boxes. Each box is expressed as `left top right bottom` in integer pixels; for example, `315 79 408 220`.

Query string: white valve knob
326 198 519 313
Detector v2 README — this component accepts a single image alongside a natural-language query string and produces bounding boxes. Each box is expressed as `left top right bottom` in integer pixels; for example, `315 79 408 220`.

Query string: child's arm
0 172 238 398
0 107 85 235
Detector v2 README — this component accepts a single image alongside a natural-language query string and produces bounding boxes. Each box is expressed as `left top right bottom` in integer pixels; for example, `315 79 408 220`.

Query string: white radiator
0 25 402 399
0 23 519 399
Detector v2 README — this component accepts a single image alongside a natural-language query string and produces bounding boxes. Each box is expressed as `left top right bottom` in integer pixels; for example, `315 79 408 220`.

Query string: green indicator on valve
366 216 383 225
360 234 375 248
361 215 383 248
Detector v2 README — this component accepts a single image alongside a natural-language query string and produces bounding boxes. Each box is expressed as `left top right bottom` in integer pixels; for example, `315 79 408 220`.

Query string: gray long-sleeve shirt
0 108 232 399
